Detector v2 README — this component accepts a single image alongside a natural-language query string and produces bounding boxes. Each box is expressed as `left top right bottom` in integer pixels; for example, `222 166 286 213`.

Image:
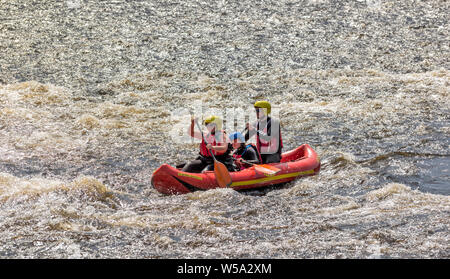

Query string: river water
0 0 448 258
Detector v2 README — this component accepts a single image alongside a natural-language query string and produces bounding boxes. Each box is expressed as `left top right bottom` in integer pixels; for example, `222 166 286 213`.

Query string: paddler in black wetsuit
245 101 283 164
229 132 261 171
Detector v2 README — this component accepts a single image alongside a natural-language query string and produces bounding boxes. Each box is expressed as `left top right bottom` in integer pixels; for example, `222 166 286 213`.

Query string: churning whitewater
0 0 449 258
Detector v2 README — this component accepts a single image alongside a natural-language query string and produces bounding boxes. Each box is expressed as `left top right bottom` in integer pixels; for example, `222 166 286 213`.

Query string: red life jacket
199 131 228 157
256 117 283 155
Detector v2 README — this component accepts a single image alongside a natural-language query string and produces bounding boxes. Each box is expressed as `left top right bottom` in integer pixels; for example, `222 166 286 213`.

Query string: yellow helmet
254 100 271 115
203 115 222 131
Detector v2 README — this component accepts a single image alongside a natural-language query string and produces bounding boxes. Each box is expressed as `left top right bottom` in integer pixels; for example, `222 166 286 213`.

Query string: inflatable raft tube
151 144 320 195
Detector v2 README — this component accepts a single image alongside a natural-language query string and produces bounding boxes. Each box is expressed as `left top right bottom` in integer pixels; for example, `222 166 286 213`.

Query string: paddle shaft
194 119 232 188
194 119 217 160
234 158 256 166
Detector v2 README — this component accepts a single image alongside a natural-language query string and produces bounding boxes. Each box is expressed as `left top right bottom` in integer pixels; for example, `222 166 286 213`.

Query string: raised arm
187 117 204 140
256 118 279 141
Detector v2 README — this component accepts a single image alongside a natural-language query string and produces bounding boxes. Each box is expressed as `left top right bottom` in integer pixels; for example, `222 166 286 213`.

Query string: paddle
194 119 232 188
234 158 280 176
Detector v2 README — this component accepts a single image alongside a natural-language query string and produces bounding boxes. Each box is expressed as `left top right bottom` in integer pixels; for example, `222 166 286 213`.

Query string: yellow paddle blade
214 160 232 188
259 164 281 172
254 164 281 176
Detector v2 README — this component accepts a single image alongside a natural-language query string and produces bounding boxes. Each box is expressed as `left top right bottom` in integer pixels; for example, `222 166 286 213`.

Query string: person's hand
206 143 213 150
236 157 243 164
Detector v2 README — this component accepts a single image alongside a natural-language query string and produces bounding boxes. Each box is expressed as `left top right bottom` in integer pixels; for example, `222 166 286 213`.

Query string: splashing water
0 0 449 258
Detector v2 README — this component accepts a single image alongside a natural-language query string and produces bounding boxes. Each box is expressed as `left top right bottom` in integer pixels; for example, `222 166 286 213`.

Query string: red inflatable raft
151 144 320 195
